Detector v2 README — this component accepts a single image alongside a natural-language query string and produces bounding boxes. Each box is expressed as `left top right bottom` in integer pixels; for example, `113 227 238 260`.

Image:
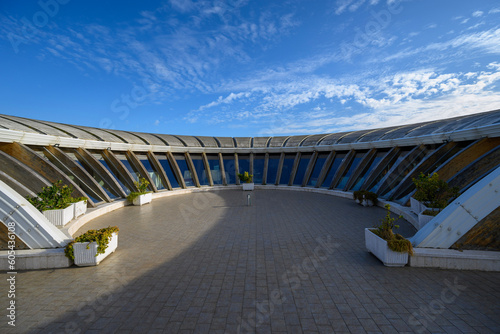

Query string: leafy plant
422 209 439 216
372 204 413 255
26 180 74 212
68 196 88 204
412 172 459 210
353 190 378 205
65 226 119 260
126 177 151 202
237 171 253 183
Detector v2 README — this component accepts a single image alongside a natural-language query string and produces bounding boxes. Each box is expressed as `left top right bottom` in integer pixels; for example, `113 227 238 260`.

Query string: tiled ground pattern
1 190 499 333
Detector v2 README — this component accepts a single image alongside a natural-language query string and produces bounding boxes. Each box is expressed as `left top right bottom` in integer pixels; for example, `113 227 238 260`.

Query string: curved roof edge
0 109 499 149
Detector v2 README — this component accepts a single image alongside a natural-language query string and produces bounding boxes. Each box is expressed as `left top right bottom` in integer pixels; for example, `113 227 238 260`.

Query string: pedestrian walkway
2 190 499 333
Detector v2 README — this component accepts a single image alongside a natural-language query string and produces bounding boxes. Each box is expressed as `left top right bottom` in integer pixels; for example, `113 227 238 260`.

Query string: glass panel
307 153 328 187
137 155 166 190
280 154 296 185
253 154 265 184
350 151 386 191
238 155 250 174
158 158 180 188
191 154 209 186
113 154 140 182
335 152 365 189
321 153 346 188
222 154 236 184
97 156 131 194
381 146 436 197
206 154 222 185
43 150 102 202
293 154 312 185
174 154 195 187
69 152 119 199
369 149 412 193
394 142 472 202
266 154 280 184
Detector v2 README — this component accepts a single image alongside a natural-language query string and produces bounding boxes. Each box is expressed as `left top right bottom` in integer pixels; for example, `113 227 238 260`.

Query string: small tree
126 177 150 201
412 172 459 210
373 204 413 255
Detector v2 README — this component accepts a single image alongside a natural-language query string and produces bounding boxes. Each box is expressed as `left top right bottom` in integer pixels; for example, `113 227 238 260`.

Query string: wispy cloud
0 1 299 104
378 28 500 63
189 63 500 135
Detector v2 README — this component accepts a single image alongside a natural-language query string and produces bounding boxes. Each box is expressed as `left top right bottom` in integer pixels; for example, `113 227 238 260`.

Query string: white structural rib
0 180 69 249
411 166 500 248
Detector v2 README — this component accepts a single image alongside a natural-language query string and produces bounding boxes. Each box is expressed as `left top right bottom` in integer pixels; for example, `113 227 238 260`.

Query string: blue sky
1 0 500 137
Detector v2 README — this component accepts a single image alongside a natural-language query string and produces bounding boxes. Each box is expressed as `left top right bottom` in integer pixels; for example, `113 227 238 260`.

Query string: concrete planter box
417 208 440 229
355 199 374 206
43 204 74 227
242 183 254 191
73 200 87 218
365 228 408 267
362 199 374 207
132 193 152 206
73 232 118 266
410 197 425 214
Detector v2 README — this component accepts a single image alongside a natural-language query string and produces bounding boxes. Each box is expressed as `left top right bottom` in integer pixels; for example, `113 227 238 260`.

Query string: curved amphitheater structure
0 110 499 270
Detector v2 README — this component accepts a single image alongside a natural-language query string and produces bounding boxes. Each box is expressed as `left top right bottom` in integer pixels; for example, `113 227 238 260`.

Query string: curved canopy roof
1 109 499 148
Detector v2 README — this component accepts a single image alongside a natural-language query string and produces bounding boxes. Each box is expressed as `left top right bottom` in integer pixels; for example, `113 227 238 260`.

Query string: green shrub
237 171 253 183
126 177 151 201
68 196 88 204
65 226 119 260
353 190 378 205
422 209 439 216
26 180 79 212
412 172 459 209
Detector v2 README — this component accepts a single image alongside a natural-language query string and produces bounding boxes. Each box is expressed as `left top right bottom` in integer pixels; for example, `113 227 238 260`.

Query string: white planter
362 199 374 207
410 197 425 214
242 183 254 191
73 232 118 266
365 228 409 267
132 193 152 206
417 208 440 229
73 200 87 218
43 204 74 227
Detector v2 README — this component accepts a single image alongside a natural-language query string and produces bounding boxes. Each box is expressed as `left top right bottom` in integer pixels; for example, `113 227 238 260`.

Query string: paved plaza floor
1 189 499 333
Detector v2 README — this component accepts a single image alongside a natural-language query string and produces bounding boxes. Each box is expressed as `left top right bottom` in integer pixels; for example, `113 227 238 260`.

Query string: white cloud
197 92 251 111
190 63 500 135
472 11 484 17
379 28 500 63
169 0 196 13
335 0 369 15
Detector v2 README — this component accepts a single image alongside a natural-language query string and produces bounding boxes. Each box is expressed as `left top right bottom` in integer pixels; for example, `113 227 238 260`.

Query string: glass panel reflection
222 154 236 184
206 154 222 185
293 154 312 185
266 154 280 184
191 154 209 186
279 154 296 185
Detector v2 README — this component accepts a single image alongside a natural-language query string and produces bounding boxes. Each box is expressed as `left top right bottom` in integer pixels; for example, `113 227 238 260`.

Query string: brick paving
1 189 499 333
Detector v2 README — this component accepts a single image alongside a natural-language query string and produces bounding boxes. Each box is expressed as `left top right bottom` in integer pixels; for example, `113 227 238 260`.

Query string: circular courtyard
3 190 499 333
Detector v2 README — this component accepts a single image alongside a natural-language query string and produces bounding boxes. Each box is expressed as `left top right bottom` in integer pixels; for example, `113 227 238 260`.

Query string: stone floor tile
0 190 497 334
